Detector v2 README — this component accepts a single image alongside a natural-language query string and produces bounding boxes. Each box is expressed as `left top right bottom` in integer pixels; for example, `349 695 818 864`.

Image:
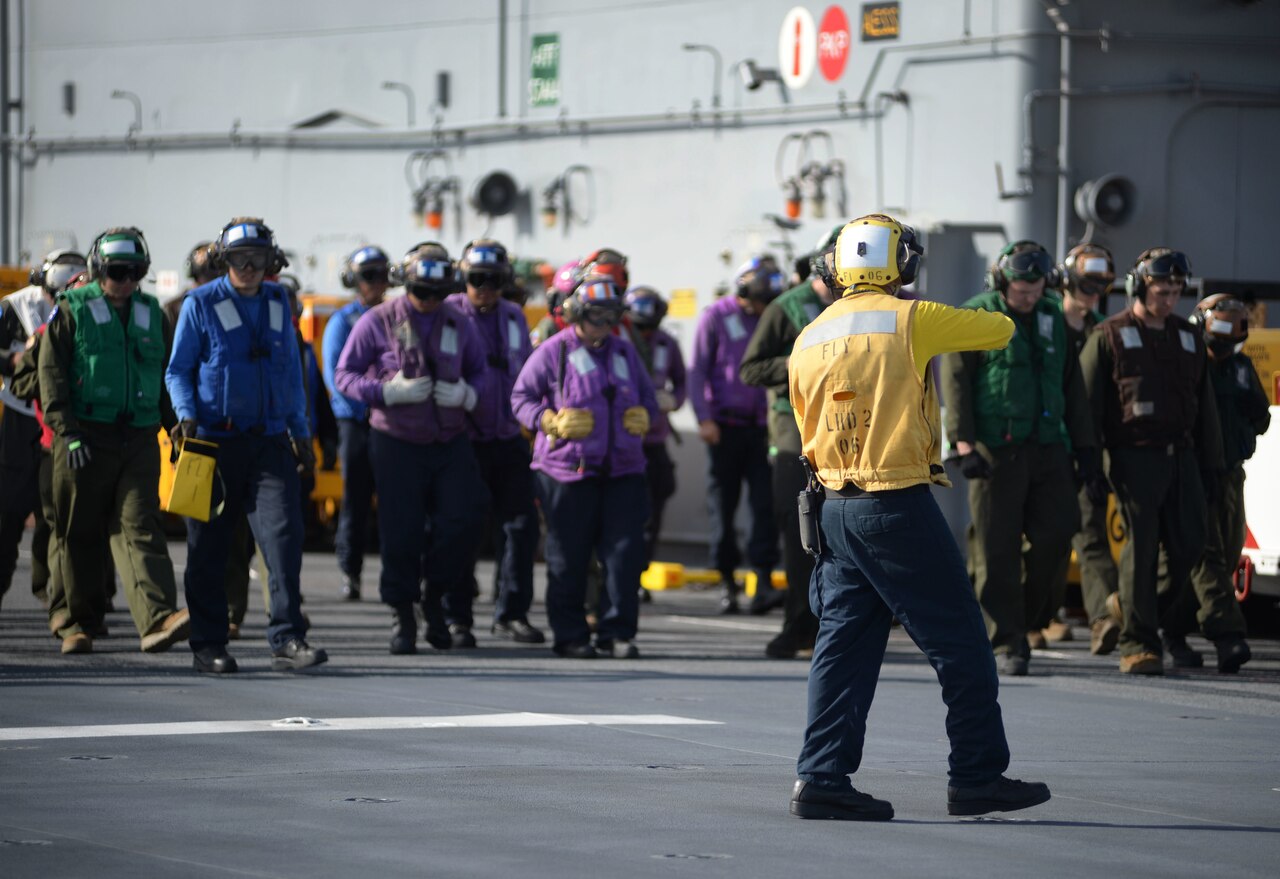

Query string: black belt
824 483 929 500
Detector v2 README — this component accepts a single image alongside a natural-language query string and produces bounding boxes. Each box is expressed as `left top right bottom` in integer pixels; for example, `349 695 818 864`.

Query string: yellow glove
623 406 651 437
540 408 594 440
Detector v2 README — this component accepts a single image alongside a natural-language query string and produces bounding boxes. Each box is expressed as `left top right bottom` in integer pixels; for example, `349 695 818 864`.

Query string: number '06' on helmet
826 214 922 293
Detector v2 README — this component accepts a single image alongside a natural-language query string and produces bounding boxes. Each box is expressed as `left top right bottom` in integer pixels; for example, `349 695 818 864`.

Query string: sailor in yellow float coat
786 214 1051 821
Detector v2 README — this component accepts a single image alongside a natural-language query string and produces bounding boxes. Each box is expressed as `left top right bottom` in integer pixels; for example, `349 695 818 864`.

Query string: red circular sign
817 6 851 82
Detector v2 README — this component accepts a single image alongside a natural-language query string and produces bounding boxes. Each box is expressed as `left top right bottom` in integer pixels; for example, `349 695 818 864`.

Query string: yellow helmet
826 213 923 292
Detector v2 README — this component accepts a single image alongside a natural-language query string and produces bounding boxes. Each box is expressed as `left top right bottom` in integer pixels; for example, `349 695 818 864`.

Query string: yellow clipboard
164 437 221 522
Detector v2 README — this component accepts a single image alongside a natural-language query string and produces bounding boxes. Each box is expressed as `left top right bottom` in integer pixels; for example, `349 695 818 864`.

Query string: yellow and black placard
861 2 900 41
165 437 221 522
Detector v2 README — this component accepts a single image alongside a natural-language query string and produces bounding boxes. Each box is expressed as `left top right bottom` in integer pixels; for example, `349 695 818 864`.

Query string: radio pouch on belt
165 437 222 522
797 455 824 558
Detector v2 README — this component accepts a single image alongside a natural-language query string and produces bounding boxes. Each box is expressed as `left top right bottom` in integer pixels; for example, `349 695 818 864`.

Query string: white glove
382 370 433 406
655 389 678 413
433 378 478 412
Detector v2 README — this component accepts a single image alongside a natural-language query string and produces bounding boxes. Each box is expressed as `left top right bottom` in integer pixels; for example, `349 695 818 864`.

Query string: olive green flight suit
38 286 182 641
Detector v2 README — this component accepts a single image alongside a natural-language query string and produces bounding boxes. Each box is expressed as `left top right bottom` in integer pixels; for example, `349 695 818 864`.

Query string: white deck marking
662 615 778 633
0 712 721 742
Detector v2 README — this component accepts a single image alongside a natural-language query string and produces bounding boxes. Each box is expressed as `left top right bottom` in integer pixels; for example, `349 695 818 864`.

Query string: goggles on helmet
357 265 389 284
741 271 786 301
105 262 147 283
467 269 504 290
406 282 450 301
1142 251 1191 278
627 296 663 327
583 304 624 328
226 250 270 272
1001 248 1053 282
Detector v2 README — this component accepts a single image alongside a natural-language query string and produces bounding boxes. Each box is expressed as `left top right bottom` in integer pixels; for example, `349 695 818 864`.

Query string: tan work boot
49 609 70 635
228 622 241 640
1105 592 1122 622
61 632 93 654
1027 630 1047 650
1043 620 1073 643
140 608 191 653
1119 652 1163 675
1090 618 1120 655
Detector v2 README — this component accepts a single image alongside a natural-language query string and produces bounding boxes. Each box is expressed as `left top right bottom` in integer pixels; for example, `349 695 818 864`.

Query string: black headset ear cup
899 250 921 286
562 293 582 324
28 267 42 287
815 245 837 291
1045 266 1063 290
340 266 356 289
1125 270 1144 302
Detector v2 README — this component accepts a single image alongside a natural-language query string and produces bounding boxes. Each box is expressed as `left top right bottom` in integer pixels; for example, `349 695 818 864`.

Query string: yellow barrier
641 562 787 596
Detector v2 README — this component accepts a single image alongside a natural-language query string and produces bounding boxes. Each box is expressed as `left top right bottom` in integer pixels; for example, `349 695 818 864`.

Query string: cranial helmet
1060 243 1115 298
30 249 87 293
624 285 667 330
1124 247 1191 303
1191 293 1249 360
733 255 786 302
340 245 390 289
820 214 922 295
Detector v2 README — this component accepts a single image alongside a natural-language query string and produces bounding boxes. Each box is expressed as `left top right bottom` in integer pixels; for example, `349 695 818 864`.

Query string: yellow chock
165 437 219 521
743 570 788 598
641 561 686 591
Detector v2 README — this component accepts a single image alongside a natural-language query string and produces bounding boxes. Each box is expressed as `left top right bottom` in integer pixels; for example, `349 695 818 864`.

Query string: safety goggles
583 305 623 328
406 282 450 301
1002 248 1053 281
466 270 504 290
357 265 390 284
742 272 786 300
1143 251 1191 278
104 262 147 282
225 250 270 272
628 297 662 324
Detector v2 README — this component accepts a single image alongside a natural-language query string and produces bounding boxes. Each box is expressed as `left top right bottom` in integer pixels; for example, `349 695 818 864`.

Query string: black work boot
790 780 894 821
717 578 740 615
1162 632 1204 668
947 776 1051 816
390 604 417 655
1213 634 1251 674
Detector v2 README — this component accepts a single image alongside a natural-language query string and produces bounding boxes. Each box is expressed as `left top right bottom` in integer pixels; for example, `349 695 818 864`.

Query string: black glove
320 437 338 472
170 419 198 446
1085 474 1110 507
1074 447 1102 485
291 437 316 476
959 450 992 480
65 433 92 471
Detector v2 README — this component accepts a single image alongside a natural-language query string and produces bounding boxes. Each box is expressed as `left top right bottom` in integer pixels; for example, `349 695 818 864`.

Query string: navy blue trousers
470 436 540 626
705 423 778 579
536 472 649 648
796 485 1011 789
334 418 375 581
369 430 486 626
185 434 307 652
